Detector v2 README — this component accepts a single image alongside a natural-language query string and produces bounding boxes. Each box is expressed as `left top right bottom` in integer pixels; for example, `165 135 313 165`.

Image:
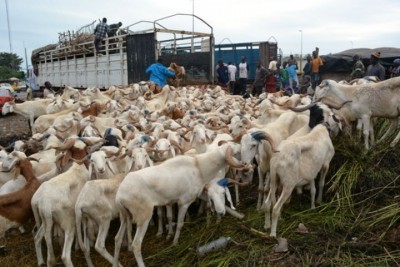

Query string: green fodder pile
1 120 399 267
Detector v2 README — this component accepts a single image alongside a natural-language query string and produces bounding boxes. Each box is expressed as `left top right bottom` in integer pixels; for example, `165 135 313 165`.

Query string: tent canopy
320 47 400 73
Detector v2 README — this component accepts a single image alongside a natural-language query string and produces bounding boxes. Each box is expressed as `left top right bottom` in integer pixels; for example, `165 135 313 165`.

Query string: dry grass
1 119 400 266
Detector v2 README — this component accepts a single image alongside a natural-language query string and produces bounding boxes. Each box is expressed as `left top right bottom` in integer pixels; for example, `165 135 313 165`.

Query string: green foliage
0 52 24 80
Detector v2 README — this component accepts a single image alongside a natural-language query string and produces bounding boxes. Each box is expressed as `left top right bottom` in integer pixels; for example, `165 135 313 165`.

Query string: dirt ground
0 113 31 147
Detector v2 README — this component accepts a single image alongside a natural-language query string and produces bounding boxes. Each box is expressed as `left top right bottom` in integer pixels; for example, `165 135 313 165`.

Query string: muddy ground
0 113 31 147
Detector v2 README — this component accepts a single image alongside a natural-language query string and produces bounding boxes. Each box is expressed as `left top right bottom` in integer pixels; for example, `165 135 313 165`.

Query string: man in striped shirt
94 18 109 55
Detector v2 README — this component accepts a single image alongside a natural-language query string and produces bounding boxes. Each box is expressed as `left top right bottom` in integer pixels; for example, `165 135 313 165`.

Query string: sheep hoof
272 237 288 253
156 232 162 238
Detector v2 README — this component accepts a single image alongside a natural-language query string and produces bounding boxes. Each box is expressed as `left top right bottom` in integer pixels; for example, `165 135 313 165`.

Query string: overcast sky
1 0 400 69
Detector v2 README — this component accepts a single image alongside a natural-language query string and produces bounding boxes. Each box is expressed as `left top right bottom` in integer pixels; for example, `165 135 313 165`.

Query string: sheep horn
225 145 245 169
257 131 279 153
169 139 183 154
288 103 316 112
324 100 352 110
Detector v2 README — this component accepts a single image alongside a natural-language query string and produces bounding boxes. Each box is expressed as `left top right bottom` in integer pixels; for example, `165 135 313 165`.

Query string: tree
0 52 25 80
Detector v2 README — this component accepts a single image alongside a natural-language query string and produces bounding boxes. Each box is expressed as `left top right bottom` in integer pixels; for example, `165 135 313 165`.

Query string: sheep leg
112 212 127 267
61 227 75 267
270 187 294 237
75 208 92 267
44 217 57 267
309 179 316 209
225 187 235 210
234 172 242 206
317 164 329 205
82 219 94 267
379 118 397 143
261 172 271 209
356 119 363 139
234 184 240 206
29 115 34 134
156 206 164 237
257 166 265 210
172 202 191 245
391 130 400 147
132 219 151 267
95 220 122 267
197 199 206 215
361 115 371 150
126 216 133 251
370 124 375 146
34 224 45 266
264 191 272 230
166 204 174 240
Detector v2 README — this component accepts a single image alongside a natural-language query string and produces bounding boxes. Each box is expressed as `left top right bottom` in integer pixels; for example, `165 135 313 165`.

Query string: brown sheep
0 155 41 224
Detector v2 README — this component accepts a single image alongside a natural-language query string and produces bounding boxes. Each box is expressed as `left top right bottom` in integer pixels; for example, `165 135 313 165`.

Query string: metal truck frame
31 14 215 89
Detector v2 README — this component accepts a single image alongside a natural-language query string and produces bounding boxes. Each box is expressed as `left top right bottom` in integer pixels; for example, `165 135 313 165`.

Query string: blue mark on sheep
251 131 267 142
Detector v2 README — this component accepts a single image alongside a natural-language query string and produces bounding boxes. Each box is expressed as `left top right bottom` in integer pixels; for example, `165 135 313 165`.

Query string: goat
240 112 307 209
31 162 90 267
1 98 54 130
0 154 40 236
315 77 400 149
168 62 185 88
264 123 335 237
75 147 152 267
112 143 250 267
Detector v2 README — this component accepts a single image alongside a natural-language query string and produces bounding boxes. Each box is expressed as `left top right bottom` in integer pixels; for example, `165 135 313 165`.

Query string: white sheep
240 112 307 209
264 123 335 237
112 142 249 267
31 162 90 267
75 147 152 267
315 77 400 149
1 98 54 129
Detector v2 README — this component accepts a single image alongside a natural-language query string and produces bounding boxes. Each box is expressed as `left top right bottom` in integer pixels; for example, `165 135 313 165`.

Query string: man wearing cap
366 51 385 80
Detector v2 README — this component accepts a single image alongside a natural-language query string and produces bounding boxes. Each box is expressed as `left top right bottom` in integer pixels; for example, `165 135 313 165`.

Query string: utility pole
24 43 29 78
299 30 303 73
191 0 195 53
5 0 13 53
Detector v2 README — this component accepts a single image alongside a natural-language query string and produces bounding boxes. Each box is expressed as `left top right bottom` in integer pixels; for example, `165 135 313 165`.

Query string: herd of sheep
0 75 399 267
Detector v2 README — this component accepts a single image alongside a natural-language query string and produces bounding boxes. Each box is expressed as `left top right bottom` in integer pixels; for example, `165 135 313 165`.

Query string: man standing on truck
94 18 109 55
146 58 175 92
108 22 122 37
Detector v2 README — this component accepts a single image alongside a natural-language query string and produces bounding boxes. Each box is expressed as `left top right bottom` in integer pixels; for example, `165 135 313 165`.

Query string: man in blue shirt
287 62 299 93
94 18 109 55
216 60 229 89
146 58 175 91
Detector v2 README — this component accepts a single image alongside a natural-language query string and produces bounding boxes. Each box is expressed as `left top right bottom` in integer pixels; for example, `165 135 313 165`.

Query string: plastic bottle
197 236 231 256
